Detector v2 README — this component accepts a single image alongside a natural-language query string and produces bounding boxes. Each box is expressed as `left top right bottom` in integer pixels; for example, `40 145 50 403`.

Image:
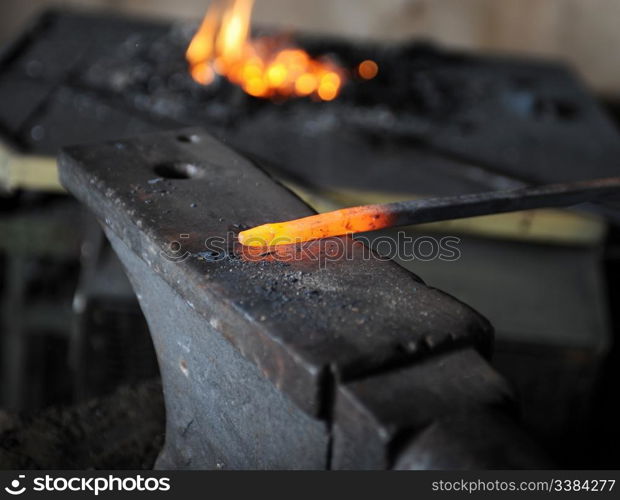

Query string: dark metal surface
393 410 549 470
333 349 547 469
58 128 549 469
58 127 492 416
106 233 329 469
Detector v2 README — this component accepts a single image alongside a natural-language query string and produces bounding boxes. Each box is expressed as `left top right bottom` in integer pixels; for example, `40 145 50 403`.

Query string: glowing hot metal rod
238 177 620 247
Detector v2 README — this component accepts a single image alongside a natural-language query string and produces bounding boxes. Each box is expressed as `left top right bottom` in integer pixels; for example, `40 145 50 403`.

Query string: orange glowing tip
238 176 620 247
238 204 397 247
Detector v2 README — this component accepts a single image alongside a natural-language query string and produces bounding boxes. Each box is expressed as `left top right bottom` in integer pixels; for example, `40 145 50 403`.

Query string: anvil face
58 129 545 469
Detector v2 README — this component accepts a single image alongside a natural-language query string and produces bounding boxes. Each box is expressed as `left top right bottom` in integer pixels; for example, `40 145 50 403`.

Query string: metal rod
239 177 620 246
386 176 620 227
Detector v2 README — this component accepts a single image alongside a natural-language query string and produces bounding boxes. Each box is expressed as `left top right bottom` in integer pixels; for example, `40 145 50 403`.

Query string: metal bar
240 177 620 246
386 176 620 227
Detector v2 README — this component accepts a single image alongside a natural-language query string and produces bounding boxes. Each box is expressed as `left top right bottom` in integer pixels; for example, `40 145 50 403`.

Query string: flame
238 205 397 247
187 0 351 100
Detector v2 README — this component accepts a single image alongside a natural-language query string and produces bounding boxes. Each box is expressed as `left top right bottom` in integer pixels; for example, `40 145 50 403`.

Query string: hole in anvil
534 97 580 121
554 99 579 120
177 134 201 143
154 162 203 179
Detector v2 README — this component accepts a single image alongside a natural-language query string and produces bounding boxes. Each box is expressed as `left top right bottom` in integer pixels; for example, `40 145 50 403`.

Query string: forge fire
186 0 376 100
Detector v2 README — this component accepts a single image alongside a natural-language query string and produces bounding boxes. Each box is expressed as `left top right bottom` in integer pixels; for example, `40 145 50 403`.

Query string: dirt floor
0 379 165 469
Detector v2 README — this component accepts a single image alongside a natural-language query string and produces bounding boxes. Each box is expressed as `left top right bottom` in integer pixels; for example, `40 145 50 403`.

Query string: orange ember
238 205 397 247
358 59 378 80
187 0 376 100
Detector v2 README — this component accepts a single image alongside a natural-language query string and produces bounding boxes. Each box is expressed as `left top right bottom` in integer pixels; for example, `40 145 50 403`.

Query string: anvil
58 128 547 469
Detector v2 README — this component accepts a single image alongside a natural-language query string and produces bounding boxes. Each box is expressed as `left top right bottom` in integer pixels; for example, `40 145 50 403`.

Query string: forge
2 9 620 202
